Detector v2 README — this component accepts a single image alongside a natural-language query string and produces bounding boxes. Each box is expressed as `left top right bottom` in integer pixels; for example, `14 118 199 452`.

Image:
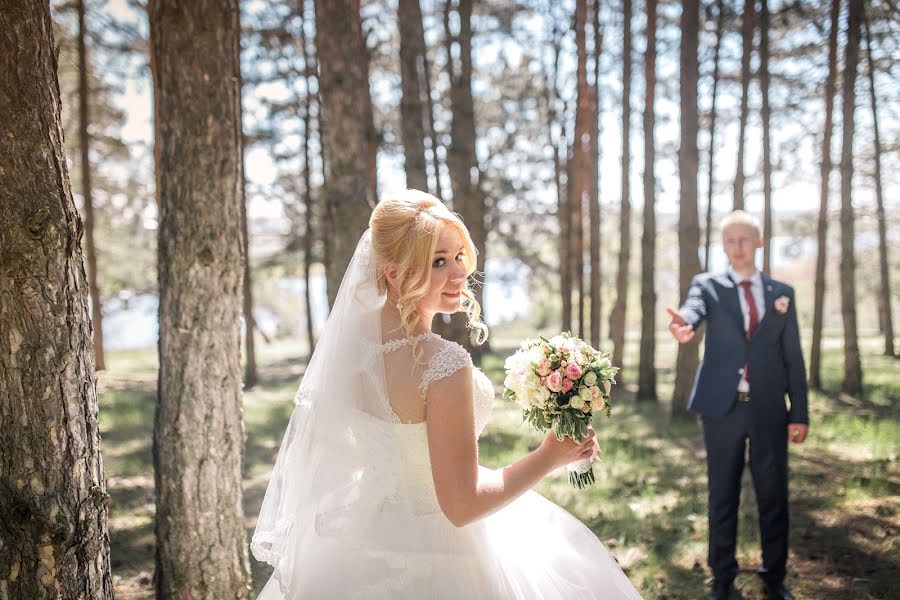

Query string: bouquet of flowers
503 333 619 489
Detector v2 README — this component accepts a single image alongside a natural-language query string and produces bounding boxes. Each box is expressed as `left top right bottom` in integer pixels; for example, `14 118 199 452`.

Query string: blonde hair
720 209 762 238
370 189 488 359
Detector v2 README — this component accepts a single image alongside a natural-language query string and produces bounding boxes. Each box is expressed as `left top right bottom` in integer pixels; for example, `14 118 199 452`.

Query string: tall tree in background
570 0 591 339
838 0 863 394
673 0 702 415
0 3 113 597
733 0 753 210
300 0 317 353
863 10 894 357
355 0 378 206
150 1 251 596
703 0 724 271
316 0 373 306
399 0 429 191
444 0 487 350
638 0 658 403
77 0 105 371
760 0 773 273
609 0 631 377
589 0 603 350
241 152 258 388
810 0 840 388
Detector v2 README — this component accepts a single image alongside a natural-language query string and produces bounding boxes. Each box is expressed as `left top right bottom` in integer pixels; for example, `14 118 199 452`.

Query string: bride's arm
426 367 596 527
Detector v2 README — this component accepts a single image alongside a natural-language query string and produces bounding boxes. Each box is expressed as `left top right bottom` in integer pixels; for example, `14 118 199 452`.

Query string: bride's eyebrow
433 246 465 256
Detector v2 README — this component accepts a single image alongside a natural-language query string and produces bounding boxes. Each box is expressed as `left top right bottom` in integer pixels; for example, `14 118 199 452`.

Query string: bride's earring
396 300 403 311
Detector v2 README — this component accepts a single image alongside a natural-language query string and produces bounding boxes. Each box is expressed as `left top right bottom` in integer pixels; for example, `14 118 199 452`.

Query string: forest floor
100 330 898 600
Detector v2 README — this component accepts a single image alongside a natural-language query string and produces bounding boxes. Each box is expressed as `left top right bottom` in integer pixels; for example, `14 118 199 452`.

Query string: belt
736 391 751 403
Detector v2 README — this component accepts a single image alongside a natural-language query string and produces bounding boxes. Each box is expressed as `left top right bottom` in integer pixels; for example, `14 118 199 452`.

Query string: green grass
101 334 899 599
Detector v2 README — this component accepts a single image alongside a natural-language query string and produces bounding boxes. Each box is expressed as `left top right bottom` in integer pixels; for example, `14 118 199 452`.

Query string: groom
667 210 808 600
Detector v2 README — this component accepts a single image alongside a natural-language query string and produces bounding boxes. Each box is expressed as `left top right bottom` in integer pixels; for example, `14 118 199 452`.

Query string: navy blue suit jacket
678 272 809 426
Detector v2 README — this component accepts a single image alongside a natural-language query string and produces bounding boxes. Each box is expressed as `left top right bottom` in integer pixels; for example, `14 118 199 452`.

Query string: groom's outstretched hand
666 308 695 344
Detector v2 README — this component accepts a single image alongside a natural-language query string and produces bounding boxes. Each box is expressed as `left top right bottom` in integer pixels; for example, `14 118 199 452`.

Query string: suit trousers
702 400 789 585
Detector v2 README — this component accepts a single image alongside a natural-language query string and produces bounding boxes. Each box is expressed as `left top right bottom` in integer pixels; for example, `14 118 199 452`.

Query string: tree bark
0 3 114 598
571 0 590 340
239 73 257 389
300 0 317 354
589 0 603 350
704 0 723 271
354 0 379 206
810 0 840 389
673 0 702 415
733 0 754 210
399 0 429 191
863 10 894 357
760 0 773 274
444 0 486 351
638 0 658 402
316 0 373 307
77 0 105 371
609 0 631 376
149 1 251 597
838 0 863 394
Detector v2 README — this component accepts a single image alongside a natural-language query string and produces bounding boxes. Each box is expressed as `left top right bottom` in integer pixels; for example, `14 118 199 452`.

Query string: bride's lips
442 291 462 298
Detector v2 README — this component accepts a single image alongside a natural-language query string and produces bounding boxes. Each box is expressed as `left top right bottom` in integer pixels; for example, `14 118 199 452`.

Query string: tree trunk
444 0 486 352
589 0 603 350
0 3 113 597
149 1 251 597
760 0 773 274
77 0 105 371
571 0 590 340
399 0 429 191
421 25 444 201
810 0 840 389
673 0 702 415
863 10 894 357
545 17 570 334
638 0 658 402
241 154 257 389
733 0 754 210
316 0 373 307
355 0 379 206
704 0 723 271
300 0 317 354
838 0 863 394
609 0 631 376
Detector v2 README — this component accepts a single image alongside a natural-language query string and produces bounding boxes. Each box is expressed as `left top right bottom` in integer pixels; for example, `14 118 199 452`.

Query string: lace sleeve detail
418 341 473 399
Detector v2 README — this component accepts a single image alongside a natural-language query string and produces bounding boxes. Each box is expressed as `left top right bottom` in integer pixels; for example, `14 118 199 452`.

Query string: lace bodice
376 335 495 515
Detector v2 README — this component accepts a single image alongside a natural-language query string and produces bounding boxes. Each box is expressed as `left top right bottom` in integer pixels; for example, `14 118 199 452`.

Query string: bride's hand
539 427 598 469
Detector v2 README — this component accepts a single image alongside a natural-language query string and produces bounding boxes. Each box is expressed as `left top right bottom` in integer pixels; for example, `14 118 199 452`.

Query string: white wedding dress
254 333 643 599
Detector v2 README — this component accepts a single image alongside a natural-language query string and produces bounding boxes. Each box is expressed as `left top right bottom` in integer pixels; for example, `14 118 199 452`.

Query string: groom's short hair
720 210 762 238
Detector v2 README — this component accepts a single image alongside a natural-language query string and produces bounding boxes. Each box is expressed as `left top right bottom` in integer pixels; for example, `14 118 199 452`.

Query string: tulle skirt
256 480 643 600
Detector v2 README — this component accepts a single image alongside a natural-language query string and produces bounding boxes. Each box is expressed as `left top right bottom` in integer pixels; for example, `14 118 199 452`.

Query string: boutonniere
774 295 790 315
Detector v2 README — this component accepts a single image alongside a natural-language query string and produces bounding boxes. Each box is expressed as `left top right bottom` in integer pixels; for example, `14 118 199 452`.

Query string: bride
252 190 643 599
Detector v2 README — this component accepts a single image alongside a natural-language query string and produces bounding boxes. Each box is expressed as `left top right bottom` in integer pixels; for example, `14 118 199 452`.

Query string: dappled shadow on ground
99 344 899 600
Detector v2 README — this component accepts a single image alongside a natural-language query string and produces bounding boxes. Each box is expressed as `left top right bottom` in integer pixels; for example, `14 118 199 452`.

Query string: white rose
590 385 601 397
536 386 551 406
583 371 598 386
570 395 585 410
603 380 612 395
578 386 593 403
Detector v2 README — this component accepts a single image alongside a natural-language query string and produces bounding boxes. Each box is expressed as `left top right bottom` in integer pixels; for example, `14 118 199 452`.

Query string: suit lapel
718 272 746 336
754 275 778 336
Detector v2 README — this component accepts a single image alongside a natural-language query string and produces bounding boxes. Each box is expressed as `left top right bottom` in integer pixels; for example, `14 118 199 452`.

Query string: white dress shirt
729 267 765 392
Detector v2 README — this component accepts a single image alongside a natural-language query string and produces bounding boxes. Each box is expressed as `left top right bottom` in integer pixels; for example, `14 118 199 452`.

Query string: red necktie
740 280 758 383
740 280 759 339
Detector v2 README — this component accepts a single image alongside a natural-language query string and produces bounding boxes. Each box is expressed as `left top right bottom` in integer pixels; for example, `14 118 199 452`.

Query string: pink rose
540 376 547 385
774 295 790 315
546 371 564 393
565 362 582 380
562 378 574 393
537 360 552 376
